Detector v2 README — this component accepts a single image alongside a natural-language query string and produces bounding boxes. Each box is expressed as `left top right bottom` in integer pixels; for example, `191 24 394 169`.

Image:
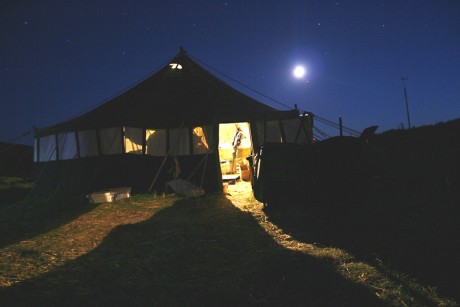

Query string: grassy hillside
0 142 33 178
0 142 34 205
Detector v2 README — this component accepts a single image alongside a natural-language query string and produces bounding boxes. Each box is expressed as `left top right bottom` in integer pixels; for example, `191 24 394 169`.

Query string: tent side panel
79 130 99 157
38 135 57 162
99 128 123 155
32 153 221 196
58 132 78 160
265 120 282 143
124 127 143 154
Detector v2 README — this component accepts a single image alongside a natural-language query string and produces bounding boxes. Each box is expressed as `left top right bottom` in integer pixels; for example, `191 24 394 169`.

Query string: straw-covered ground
0 180 457 306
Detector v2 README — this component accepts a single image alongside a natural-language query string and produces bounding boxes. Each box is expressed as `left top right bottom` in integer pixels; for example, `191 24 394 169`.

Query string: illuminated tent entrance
33 49 313 196
218 122 252 185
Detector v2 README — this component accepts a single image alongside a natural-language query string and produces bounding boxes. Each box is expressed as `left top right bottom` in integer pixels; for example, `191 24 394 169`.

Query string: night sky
2 1 459 145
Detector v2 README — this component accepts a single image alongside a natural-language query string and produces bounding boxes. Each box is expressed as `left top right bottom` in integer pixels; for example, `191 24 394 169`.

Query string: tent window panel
99 128 123 155
39 135 56 162
99 128 122 155
255 120 265 146
169 127 190 156
146 129 167 157
79 130 99 157
282 118 306 143
265 120 282 143
192 126 212 154
124 127 143 154
58 132 78 160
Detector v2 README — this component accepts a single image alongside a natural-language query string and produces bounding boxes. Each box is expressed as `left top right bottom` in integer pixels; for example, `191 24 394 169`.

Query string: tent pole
187 152 207 180
148 154 169 193
148 122 184 193
213 122 223 193
200 153 208 188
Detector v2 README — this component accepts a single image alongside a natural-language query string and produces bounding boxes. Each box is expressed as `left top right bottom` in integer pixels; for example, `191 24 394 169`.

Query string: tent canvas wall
33 49 313 196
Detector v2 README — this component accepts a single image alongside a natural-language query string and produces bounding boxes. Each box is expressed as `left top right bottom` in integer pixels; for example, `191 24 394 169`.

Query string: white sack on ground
166 178 205 198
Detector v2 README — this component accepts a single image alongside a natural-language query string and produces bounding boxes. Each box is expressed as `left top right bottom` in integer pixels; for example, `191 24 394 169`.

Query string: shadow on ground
0 187 30 207
261 119 460 303
264 195 460 303
1 196 383 306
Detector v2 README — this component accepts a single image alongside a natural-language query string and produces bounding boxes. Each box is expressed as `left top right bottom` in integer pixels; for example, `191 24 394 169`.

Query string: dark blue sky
2 0 459 144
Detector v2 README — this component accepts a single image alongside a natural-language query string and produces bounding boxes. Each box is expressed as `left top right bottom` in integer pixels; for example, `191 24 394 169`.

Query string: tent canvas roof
37 50 297 136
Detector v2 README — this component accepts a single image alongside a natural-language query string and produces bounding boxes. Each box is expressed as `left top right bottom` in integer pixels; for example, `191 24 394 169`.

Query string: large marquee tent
33 49 313 196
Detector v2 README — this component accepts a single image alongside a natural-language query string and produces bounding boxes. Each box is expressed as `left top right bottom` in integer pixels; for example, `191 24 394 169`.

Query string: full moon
293 65 306 78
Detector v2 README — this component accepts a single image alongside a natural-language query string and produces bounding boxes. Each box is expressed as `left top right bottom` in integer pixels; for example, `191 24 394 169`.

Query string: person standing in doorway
232 126 244 174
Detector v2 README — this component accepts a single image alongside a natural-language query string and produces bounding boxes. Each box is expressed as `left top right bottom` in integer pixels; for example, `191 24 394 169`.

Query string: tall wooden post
402 77 411 129
339 117 343 137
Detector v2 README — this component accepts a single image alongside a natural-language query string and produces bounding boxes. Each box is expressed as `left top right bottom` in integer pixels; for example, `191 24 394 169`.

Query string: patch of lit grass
0 194 176 287
0 177 33 190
